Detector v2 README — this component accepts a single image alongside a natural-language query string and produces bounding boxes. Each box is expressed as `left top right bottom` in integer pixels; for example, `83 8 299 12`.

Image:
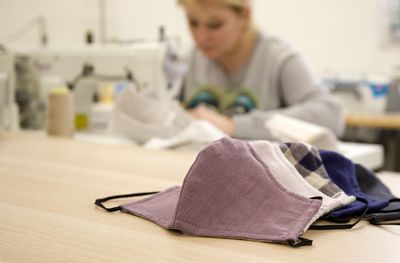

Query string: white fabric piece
144 120 227 150
107 86 192 144
249 140 345 229
264 114 339 150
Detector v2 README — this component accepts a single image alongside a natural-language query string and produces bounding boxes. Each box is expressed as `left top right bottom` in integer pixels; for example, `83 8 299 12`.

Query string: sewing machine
11 42 168 130
0 53 18 132
325 76 390 115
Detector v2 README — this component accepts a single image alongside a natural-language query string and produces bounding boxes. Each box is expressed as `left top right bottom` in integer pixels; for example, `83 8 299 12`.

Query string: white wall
0 0 399 75
254 0 400 76
0 0 187 46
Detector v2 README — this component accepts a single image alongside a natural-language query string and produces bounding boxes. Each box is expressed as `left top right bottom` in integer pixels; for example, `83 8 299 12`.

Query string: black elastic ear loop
95 191 159 212
288 237 313 247
309 197 369 230
369 218 400 226
286 197 320 246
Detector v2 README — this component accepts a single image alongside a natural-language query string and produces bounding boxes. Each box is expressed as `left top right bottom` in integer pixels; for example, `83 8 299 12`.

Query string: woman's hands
188 105 234 136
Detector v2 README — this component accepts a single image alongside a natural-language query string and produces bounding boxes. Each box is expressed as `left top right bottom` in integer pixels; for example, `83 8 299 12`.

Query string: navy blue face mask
319 150 389 221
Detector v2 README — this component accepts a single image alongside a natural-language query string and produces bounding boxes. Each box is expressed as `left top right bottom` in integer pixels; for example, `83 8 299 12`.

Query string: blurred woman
178 0 344 139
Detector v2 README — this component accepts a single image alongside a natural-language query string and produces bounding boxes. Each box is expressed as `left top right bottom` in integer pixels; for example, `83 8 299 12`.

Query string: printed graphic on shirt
186 85 258 117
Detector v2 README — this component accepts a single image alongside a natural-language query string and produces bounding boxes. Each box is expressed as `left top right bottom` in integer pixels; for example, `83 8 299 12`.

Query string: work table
0 132 399 263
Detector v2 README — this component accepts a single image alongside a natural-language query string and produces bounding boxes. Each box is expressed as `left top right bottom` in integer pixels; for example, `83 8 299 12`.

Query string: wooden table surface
345 113 400 129
1 132 400 263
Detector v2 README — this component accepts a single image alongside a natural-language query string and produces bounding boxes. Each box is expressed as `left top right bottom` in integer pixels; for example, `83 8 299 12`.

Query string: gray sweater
182 34 345 140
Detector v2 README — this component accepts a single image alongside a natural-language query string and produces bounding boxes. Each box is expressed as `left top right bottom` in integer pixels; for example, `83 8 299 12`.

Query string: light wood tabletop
1 132 400 263
345 113 400 129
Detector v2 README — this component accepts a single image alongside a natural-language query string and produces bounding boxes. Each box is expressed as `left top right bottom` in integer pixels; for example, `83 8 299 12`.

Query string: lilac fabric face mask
95 138 322 247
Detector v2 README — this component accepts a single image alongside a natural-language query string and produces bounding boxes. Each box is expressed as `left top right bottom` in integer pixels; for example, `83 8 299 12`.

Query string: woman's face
185 3 249 60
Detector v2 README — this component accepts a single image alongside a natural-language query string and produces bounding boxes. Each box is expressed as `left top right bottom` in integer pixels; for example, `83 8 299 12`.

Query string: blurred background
0 0 399 170
1 0 399 73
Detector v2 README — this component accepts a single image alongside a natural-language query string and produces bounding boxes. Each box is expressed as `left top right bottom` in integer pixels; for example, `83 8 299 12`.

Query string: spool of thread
47 87 74 137
0 73 6 133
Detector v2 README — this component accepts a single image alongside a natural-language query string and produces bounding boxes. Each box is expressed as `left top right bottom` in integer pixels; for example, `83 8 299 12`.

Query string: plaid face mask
249 141 345 222
279 142 355 207
95 138 322 247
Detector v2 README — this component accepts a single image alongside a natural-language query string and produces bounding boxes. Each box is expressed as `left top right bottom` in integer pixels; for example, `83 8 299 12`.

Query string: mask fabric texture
319 150 389 220
279 142 355 207
249 141 344 226
118 138 322 246
355 164 400 224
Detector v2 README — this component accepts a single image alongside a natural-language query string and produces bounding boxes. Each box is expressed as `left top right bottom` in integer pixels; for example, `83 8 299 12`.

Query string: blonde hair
177 0 256 35
177 0 251 13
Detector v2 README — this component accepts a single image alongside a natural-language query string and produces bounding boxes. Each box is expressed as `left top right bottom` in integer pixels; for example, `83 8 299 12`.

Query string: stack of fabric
280 142 398 225
95 137 399 247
